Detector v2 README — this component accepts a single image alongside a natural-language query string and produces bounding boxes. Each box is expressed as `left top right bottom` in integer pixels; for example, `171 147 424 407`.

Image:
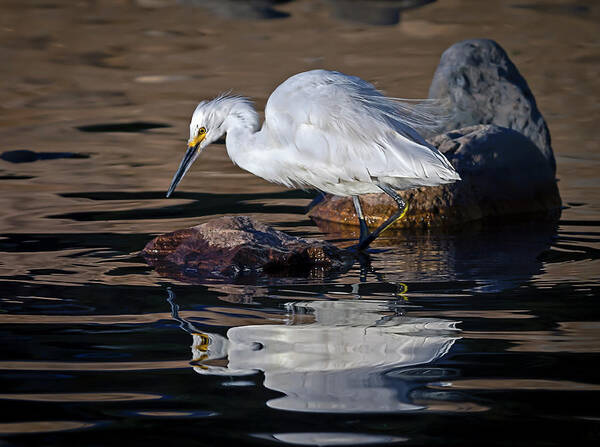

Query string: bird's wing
264 70 459 187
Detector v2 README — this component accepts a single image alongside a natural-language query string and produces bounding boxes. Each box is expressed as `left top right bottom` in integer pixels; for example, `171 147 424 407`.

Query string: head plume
189 92 259 146
167 93 259 198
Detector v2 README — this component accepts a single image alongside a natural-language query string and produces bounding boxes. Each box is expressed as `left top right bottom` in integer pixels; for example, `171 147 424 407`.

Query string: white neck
222 101 262 171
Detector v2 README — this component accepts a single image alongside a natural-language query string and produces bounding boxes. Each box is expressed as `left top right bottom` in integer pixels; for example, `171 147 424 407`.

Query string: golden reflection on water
0 420 95 434
410 400 489 413
464 320 600 353
410 309 535 320
430 379 600 392
0 392 162 402
0 306 303 326
0 360 188 371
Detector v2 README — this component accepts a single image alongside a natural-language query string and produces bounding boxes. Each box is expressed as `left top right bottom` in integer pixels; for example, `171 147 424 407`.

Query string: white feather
186 69 460 197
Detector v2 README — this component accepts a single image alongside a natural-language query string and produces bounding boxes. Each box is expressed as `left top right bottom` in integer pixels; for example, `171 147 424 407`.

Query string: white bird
167 69 460 250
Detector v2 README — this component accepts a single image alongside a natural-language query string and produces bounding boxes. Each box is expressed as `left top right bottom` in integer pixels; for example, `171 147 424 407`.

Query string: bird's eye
198 127 206 135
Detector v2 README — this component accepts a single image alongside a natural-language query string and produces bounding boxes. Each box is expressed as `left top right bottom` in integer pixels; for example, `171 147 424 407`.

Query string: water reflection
136 215 557 291
0 0 597 443
168 290 461 413
317 218 559 292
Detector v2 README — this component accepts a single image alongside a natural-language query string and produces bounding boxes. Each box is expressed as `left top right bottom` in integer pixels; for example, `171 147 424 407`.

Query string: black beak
166 144 200 198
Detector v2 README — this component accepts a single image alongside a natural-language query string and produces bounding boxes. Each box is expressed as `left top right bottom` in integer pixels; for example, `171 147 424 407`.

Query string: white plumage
168 69 461 248
259 70 459 195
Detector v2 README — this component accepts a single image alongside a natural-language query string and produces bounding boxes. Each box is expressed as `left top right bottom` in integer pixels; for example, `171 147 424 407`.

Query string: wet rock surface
428 38 555 173
142 216 351 279
309 125 562 230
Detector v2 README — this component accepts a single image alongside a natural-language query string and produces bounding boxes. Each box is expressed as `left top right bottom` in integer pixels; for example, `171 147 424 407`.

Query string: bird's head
166 95 257 197
166 97 228 197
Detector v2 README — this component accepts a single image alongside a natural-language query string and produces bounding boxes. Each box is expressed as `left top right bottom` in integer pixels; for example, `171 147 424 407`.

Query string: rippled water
1 0 599 445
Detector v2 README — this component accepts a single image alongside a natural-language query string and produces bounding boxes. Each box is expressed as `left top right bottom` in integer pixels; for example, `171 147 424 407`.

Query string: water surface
1 0 599 445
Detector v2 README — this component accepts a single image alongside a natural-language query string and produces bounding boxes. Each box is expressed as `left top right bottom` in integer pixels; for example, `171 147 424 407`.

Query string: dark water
1 0 600 446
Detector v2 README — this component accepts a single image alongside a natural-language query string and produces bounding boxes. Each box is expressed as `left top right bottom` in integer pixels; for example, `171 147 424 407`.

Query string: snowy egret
167 69 460 250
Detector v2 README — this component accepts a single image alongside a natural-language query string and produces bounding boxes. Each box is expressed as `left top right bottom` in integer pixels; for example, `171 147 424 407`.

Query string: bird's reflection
317 217 559 292
168 289 461 413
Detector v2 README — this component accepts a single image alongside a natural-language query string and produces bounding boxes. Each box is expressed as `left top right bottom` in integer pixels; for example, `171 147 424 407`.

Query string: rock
308 125 561 231
428 39 555 173
142 216 351 280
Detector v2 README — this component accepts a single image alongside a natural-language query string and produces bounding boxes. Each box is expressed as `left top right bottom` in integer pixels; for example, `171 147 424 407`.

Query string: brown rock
308 125 561 232
142 216 351 280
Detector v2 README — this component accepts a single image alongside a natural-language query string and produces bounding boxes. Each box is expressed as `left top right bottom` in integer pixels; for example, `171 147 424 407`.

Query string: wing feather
264 70 459 192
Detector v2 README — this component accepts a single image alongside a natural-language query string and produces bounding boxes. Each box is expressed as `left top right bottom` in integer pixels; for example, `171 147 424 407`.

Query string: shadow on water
0 150 90 164
50 190 314 221
180 0 291 19
323 0 436 25
511 3 591 18
76 122 172 133
179 0 437 25
317 213 562 292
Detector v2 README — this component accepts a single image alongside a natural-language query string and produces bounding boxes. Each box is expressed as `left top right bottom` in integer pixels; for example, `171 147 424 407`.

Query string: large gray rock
308 125 561 231
142 216 351 280
429 39 555 173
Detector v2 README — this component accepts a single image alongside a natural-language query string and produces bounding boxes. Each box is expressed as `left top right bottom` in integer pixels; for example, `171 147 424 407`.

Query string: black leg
167 288 198 334
352 195 369 245
306 191 327 213
357 250 372 282
357 184 407 250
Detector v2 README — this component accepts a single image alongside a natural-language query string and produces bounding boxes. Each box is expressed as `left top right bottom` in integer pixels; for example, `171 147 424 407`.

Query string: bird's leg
167 288 199 335
306 192 327 213
352 195 369 245
357 184 407 250
357 251 372 282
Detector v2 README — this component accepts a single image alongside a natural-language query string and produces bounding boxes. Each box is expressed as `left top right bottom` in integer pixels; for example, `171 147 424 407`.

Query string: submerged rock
428 38 555 173
142 216 351 279
308 125 561 230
